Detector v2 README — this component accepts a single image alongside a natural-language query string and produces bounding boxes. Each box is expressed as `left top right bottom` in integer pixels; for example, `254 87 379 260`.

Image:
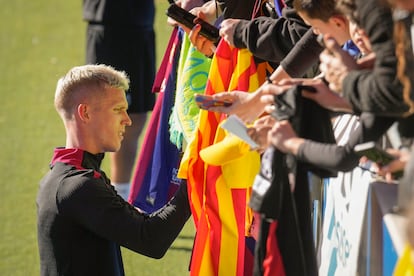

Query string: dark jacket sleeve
232 0 310 64
219 0 257 19
341 0 409 116
139 183 191 258
280 29 323 77
296 113 396 172
62 181 191 259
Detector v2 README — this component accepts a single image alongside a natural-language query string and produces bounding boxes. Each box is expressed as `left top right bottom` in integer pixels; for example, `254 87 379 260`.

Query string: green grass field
0 0 195 275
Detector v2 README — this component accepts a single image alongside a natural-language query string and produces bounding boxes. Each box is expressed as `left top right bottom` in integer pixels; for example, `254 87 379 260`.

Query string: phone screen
194 94 232 109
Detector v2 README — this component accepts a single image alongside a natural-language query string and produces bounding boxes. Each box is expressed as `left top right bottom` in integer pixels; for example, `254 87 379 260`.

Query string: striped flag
178 40 268 276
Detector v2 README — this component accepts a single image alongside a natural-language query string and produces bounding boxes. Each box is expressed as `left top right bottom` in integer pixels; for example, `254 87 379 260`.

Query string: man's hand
260 78 353 114
246 115 277 153
356 52 376 69
319 36 358 93
268 120 304 154
376 148 410 183
188 23 216 57
297 78 353 113
219 18 241 47
259 81 294 115
167 1 218 57
207 90 266 124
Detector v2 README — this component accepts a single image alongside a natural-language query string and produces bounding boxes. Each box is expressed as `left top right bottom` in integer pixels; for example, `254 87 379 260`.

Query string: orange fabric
178 40 269 276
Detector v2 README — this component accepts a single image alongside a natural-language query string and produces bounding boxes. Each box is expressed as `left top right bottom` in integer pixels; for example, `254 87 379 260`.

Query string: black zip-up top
37 148 190 276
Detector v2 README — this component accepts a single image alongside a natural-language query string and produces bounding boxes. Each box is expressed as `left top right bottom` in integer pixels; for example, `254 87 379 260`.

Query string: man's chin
106 146 121 153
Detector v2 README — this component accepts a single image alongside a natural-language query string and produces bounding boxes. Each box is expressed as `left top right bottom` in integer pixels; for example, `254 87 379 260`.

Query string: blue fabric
274 0 283 17
131 31 183 213
342 40 360 58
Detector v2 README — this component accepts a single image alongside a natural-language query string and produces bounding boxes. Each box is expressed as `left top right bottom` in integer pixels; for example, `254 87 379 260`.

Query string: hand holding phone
354 141 403 178
166 4 220 43
194 94 232 109
354 141 395 165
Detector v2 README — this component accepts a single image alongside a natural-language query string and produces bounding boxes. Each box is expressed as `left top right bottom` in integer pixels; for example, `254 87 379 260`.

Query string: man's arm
63 181 191 259
232 3 310 64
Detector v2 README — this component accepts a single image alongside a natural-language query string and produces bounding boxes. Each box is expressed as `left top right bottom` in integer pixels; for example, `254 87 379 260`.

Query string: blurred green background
0 0 195 275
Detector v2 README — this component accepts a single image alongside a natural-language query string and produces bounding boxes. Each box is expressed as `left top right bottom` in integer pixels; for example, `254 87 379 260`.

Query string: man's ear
331 15 347 28
77 104 90 122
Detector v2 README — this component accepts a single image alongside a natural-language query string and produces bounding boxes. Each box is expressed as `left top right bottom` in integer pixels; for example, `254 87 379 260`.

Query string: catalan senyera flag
178 40 268 276
393 243 414 276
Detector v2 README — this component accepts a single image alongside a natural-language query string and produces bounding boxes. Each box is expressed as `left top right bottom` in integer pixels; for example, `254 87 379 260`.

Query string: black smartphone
354 141 395 165
194 94 232 109
166 4 220 43
297 84 317 93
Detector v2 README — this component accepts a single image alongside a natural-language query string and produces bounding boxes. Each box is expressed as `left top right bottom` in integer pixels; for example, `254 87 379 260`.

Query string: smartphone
353 141 395 165
194 94 232 109
166 4 220 43
297 84 317 93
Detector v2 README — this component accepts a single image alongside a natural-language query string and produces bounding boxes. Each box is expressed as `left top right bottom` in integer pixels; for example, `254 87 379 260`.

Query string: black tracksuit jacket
37 148 190 276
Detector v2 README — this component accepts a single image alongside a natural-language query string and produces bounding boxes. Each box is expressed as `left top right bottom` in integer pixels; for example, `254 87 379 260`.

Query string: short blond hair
54 64 129 120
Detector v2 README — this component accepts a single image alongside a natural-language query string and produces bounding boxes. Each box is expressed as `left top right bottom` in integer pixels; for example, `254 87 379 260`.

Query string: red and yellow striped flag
178 40 268 276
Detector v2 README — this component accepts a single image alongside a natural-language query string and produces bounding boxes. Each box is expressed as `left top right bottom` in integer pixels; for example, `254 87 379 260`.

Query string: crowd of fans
170 0 414 274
